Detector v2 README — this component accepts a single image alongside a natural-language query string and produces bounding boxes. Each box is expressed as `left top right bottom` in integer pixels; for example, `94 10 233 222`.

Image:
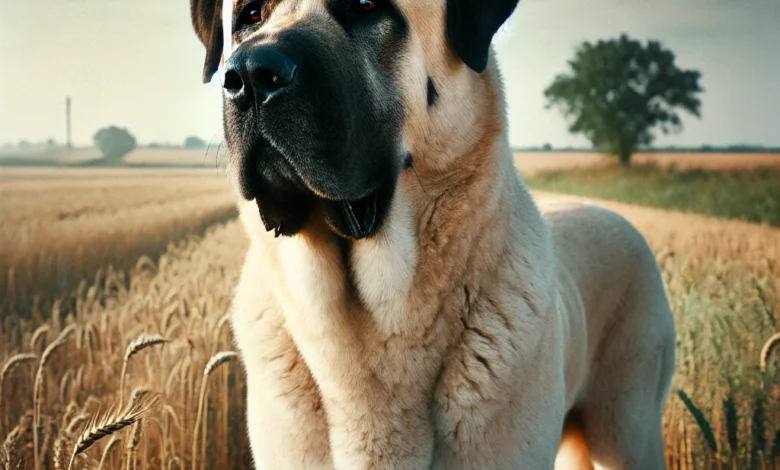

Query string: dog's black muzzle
222 27 402 240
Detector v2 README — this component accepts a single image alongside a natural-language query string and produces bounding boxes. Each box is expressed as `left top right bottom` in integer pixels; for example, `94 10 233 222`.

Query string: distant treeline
515 144 780 153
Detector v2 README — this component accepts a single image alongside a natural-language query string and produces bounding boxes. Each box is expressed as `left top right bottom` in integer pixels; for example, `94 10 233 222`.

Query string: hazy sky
1 0 778 148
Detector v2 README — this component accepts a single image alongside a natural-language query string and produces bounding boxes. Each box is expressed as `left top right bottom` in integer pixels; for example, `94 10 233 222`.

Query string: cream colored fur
224 1 677 468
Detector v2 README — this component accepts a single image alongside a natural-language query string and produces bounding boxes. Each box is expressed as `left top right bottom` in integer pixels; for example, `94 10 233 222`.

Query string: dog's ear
190 0 224 84
446 0 519 73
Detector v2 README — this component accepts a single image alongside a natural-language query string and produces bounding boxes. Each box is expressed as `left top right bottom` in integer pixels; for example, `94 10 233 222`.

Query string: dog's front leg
231 245 333 469
276 234 435 469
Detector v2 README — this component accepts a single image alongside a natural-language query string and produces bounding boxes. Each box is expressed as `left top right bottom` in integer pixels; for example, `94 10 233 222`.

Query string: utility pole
66 96 72 148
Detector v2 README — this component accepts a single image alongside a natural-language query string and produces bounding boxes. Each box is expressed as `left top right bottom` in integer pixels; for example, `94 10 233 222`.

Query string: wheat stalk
33 324 76 470
210 313 231 356
759 332 780 373
60 403 79 430
40 419 54 469
125 420 143 470
191 351 238 470
119 334 169 406
67 387 159 470
97 435 121 470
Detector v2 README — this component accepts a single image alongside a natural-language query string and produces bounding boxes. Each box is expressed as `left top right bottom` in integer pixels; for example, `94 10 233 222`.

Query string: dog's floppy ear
446 0 519 73
190 0 224 84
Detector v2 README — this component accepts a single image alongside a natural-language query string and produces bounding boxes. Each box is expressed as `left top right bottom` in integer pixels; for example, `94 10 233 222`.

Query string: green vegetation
93 125 137 162
544 34 703 166
526 165 780 227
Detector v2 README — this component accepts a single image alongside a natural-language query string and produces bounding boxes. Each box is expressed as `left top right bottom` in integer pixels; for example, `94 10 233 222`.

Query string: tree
93 126 137 162
544 34 703 166
184 136 207 149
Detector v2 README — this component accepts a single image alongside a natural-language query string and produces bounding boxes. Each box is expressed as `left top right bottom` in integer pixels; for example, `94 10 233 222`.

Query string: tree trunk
618 148 632 167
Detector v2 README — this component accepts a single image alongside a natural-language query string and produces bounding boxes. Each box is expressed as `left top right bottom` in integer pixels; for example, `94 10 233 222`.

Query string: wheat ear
191 351 238 470
759 332 780 373
119 334 169 406
1 353 37 390
67 387 159 470
1 353 37 436
2 412 33 469
30 325 51 352
33 324 76 470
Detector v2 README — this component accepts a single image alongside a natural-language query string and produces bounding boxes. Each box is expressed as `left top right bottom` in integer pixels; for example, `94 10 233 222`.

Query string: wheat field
513 151 780 175
0 167 236 317
0 162 779 469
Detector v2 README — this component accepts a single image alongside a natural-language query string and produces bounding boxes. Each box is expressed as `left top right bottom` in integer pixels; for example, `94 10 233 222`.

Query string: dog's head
190 0 518 239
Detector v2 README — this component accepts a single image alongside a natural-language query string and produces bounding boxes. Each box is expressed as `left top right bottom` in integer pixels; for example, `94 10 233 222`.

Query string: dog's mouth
241 140 396 240
253 188 384 240
334 190 379 239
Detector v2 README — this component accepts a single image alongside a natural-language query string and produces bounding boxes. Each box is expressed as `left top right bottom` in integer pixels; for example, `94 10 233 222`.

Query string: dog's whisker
411 163 427 195
204 129 221 167
215 141 224 171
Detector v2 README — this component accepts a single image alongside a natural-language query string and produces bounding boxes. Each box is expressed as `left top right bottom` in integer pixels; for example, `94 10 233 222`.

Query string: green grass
525 164 780 227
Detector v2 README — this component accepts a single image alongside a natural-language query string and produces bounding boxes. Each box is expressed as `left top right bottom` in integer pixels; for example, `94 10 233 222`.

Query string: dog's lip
252 188 381 239
249 140 377 203
337 190 379 239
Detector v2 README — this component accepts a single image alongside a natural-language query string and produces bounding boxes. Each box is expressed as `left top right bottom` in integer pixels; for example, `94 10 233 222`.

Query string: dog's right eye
236 3 263 30
354 0 379 13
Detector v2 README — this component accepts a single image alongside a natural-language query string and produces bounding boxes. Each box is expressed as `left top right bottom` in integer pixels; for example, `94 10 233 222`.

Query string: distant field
4 148 778 172
0 148 225 167
0 166 236 315
514 151 780 175
525 164 780 227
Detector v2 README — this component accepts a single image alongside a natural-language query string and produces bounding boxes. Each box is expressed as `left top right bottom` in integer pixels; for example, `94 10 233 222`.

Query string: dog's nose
223 47 298 103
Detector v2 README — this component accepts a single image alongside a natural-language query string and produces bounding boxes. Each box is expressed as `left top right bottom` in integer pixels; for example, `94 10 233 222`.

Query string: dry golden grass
0 166 777 468
514 151 780 175
1 221 249 469
0 167 236 316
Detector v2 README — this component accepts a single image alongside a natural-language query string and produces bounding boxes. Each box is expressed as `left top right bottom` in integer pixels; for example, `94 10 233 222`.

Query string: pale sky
1 0 778 148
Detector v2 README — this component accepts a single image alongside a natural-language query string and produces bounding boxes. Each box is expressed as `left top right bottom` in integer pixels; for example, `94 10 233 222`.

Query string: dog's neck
241 68 542 466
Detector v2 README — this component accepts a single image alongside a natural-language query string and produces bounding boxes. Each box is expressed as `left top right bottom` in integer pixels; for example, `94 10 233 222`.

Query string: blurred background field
0 148 221 168
0 165 235 318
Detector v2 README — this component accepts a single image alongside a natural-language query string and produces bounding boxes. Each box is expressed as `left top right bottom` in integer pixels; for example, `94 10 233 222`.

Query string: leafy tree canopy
184 136 207 149
93 126 137 162
544 34 703 165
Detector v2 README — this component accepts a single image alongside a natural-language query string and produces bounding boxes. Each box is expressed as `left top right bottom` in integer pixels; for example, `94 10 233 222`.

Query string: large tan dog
189 0 677 468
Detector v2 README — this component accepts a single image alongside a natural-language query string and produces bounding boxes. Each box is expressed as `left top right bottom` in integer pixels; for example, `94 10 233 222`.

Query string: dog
188 0 677 468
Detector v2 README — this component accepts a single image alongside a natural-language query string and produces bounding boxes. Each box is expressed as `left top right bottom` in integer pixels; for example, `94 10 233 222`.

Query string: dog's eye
354 0 378 13
236 4 263 30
